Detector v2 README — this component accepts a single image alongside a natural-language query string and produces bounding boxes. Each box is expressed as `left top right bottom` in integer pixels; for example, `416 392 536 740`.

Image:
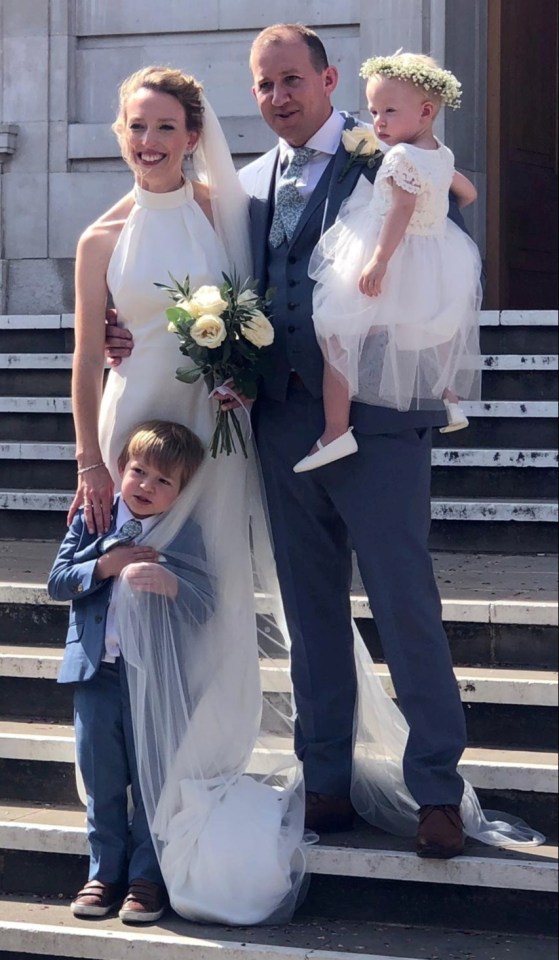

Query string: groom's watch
97 518 143 555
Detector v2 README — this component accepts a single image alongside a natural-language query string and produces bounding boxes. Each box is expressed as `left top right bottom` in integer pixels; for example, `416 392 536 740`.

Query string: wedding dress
93 107 542 929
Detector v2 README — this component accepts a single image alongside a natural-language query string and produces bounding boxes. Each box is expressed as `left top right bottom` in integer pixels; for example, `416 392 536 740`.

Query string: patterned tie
98 518 143 555
269 146 315 248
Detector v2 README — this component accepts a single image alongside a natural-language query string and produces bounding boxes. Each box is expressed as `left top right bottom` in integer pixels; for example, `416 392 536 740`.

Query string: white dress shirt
103 499 158 661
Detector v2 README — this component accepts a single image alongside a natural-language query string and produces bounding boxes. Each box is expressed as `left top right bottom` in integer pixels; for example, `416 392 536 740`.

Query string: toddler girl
294 52 481 473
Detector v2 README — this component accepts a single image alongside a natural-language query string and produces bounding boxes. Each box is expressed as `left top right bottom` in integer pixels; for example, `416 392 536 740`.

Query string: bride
70 65 543 929
69 65 306 925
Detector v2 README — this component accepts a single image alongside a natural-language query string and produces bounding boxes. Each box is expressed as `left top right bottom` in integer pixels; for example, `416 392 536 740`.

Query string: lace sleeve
380 146 422 195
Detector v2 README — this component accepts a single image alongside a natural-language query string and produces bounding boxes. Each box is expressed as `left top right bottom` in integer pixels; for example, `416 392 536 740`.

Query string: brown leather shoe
305 791 354 833
119 879 168 923
416 804 465 859
71 879 123 917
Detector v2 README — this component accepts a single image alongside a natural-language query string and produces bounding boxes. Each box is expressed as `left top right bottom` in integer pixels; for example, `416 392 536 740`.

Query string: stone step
2 352 557 371
1 718 556 840
0 445 540 466
0 898 556 959
1 355 556 406
1 309 554 330
1 492 556 552
1 549 557 670
2 442 557 467
2 490 556 521
2 399 557 451
2 445 556 499
2 647 555 750
1 722 555 795
0 801 555 894
3 646 555 707
2 381 556 405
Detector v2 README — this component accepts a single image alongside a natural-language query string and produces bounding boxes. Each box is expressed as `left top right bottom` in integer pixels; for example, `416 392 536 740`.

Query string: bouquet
158 273 274 458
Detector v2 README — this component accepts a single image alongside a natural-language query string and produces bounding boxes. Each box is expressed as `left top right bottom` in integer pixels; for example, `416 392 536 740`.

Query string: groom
239 23 467 858
106 23 468 858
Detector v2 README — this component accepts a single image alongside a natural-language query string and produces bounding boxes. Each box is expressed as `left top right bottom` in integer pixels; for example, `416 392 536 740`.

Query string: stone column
0 123 18 311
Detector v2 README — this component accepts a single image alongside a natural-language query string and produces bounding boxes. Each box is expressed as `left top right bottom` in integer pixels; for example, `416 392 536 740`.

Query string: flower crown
359 53 462 110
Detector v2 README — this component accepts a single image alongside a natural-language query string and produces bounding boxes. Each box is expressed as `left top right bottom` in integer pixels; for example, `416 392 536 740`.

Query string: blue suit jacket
239 113 468 432
49 498 213 684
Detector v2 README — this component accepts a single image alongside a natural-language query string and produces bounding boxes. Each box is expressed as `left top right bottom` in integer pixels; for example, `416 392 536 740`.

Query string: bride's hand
68 464 114 534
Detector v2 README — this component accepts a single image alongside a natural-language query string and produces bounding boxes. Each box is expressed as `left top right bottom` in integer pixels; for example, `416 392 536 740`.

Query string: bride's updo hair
112 66 205 153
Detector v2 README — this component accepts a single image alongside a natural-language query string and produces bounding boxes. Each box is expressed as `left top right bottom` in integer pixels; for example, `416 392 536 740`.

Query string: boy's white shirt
103 498 158 662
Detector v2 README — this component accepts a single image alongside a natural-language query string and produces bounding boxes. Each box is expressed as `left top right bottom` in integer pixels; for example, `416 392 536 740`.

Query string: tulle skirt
310 184 483 411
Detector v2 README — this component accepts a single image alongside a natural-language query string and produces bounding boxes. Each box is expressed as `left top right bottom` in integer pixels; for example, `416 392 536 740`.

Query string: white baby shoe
293 428 358 473
439 400 469 434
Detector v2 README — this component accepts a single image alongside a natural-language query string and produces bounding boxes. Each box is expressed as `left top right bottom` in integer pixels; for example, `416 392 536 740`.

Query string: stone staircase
0 310 557 959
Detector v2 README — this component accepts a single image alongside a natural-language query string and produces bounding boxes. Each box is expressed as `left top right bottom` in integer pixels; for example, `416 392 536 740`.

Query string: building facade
0 0 556 313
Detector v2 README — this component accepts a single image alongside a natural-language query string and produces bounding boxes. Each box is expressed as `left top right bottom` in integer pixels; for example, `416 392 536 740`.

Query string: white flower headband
360 52 462 110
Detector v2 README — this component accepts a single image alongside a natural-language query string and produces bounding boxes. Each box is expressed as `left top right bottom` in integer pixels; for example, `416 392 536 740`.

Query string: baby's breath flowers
360 52 462 110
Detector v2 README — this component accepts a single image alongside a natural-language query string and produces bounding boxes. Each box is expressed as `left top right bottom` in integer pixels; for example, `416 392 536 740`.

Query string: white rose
341 126 379 156
186 285 228 318
175 297 195 316
190 314 227 349
241 311 274 348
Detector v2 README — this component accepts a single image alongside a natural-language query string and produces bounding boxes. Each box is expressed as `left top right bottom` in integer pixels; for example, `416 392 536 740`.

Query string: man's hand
95 545 160 581
105 308 133 368
214 380 254 412
123 561 179 597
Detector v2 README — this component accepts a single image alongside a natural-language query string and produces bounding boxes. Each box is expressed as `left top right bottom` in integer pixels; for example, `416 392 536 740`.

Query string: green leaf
166 306 188 325
230 409 248 458
176 366 202 384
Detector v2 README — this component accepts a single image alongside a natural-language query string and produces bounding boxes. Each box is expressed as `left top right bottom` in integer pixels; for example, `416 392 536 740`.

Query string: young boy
48 420 211 924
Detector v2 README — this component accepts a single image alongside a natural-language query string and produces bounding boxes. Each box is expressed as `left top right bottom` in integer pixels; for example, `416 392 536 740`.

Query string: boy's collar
116 496 159 536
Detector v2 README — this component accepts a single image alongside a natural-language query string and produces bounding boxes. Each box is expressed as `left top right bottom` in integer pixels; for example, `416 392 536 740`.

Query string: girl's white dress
309 140 482 411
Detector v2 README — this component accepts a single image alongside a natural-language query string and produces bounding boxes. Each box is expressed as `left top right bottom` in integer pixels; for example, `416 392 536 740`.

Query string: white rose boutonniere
339 126 381 182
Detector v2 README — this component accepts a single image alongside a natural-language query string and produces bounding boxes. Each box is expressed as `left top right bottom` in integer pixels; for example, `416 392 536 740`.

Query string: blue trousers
254 383 467 806
74 660 163 887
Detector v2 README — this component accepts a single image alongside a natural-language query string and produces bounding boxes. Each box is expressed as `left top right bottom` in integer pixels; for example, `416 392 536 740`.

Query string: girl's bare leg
293 363 358 473
312 364 352 450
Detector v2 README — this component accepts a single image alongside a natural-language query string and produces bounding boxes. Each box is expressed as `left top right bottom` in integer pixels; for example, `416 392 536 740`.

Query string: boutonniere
338 127 382 182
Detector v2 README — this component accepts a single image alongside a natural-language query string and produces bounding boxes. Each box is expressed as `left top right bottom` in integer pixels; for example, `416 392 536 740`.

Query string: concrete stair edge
0 814 556 892
1 647 556 706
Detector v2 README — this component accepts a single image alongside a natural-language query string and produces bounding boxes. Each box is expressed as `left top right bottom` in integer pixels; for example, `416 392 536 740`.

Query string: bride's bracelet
77 460 105 476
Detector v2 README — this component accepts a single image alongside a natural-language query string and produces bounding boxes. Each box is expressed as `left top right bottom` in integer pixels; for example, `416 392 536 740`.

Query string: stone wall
0 0 487 313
